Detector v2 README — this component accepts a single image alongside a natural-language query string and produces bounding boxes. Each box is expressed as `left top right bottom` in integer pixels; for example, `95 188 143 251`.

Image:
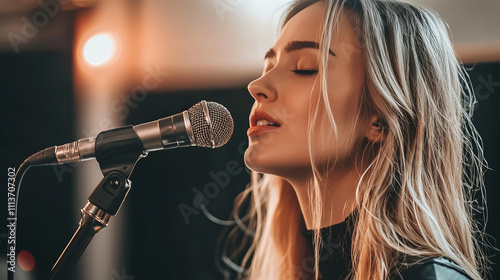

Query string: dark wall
1 51 76 279
465 62 500 280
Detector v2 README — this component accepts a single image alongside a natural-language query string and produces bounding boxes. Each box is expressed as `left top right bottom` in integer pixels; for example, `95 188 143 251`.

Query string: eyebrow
264 40 336 60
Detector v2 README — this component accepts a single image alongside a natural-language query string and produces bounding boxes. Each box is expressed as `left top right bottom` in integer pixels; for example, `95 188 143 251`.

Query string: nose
247 74 277 102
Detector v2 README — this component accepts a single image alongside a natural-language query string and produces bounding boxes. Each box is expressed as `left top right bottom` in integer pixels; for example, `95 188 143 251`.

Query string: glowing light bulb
83 34 116 66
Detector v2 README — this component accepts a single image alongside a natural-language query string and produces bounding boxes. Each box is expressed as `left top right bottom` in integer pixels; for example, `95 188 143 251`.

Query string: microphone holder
49 126 146 280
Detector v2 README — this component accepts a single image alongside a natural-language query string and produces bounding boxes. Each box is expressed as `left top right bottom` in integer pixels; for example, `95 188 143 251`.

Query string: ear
365 116 386 143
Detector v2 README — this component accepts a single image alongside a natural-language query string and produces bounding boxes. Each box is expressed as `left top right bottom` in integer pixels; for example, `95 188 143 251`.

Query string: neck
287 166 360 230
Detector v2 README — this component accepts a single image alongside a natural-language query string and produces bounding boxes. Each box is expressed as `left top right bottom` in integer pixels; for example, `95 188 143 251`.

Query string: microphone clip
50 129 145 279
94 125 147 177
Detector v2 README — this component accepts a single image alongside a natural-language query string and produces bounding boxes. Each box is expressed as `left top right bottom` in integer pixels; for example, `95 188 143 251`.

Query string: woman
221 0 489 279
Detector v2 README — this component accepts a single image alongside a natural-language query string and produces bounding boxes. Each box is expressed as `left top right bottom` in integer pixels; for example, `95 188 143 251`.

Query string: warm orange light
83 33 115 66
18 250 35 271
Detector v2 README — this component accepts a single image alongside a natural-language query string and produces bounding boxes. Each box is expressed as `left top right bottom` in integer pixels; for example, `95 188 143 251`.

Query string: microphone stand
49 126 146 280
49 202 111 279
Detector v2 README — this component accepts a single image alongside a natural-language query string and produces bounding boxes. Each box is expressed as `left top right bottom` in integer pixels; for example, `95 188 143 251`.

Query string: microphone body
55 110 191 165
26 101 233 166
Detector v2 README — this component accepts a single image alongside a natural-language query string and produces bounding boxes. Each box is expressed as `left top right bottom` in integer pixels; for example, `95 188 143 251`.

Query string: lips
248 109 281 137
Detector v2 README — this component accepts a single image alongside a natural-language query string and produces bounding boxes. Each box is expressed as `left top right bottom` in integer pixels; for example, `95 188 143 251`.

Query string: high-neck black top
302 217 473 280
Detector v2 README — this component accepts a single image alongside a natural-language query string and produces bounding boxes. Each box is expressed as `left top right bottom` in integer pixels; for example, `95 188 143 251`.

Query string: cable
8 147 55 280
197 196 237 226
197 195 254 278
197 196 255 238
8 160 31 280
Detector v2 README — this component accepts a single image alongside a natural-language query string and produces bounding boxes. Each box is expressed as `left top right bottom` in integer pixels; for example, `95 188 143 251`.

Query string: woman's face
245 2 367 181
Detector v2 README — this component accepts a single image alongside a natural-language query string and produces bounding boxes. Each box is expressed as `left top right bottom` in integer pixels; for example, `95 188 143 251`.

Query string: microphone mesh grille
187 101 234 148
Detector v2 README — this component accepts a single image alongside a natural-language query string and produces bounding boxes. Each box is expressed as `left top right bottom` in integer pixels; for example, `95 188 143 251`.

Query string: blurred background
1 0 499 279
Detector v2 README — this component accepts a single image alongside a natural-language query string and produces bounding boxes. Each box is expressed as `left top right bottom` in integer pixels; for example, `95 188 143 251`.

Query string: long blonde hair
222 0 489 279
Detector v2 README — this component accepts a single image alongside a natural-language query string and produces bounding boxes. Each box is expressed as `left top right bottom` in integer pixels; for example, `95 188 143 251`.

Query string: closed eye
290 69 318 75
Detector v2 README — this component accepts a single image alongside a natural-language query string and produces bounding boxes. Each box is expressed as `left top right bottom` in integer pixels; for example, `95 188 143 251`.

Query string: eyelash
290 69 318 75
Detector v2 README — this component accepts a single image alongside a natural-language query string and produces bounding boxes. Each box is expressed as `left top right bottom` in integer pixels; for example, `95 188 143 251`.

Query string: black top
302 216 473 280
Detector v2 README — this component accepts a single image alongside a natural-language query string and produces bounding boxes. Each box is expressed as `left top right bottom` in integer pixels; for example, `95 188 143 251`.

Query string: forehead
275 2 359 54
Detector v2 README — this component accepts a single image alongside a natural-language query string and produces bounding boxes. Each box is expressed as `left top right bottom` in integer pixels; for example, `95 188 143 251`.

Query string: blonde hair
221 0 489 279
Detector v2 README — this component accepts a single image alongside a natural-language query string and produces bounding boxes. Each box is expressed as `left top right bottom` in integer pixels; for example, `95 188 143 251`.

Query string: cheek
326 63 364 130
311 73 364 161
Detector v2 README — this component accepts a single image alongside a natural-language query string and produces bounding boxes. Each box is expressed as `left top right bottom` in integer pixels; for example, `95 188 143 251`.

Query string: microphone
25 100 234 166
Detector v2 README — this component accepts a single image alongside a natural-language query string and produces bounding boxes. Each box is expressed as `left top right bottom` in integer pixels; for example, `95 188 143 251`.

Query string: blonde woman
221 0 489 279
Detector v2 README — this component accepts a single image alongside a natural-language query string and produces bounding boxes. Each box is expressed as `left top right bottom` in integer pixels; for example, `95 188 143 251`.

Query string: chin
244 147 280 175
244 146 311 180
244 147 267 174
